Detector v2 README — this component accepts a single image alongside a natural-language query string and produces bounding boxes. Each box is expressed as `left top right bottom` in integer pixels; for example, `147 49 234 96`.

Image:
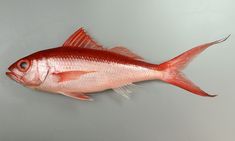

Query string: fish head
6 55 48 87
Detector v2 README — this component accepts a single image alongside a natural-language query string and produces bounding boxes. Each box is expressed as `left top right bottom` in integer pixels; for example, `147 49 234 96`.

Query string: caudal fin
157 35 230 97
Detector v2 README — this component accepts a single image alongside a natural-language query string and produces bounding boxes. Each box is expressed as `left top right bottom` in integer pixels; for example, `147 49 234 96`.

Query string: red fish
6 28 229 101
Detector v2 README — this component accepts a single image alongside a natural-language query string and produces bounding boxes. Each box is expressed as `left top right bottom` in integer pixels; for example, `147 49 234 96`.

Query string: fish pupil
20 62 27 69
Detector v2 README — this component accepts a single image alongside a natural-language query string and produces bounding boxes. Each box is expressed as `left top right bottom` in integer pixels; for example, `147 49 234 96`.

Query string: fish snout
6 69 21 83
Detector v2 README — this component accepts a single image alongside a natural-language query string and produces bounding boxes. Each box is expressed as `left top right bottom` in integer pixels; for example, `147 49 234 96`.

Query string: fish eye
20 62 27 69
17 60 30 72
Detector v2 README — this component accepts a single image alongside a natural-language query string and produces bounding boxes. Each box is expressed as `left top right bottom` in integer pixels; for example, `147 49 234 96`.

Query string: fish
6 28 230 101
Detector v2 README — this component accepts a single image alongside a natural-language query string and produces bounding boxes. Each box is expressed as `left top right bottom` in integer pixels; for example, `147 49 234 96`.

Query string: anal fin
112 83 140 99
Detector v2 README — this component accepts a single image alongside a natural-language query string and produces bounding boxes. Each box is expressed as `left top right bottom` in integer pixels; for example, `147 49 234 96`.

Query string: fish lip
6 71 21 83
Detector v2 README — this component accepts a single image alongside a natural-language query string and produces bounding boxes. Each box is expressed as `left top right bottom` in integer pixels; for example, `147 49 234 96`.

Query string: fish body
32 47 159 93
6 28 229 100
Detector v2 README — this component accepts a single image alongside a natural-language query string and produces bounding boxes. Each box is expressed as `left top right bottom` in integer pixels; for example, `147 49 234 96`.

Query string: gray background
0 0 234 141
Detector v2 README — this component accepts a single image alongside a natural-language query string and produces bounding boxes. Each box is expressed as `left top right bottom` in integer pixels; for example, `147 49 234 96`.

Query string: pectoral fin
61 92 93 101
53 71 95 82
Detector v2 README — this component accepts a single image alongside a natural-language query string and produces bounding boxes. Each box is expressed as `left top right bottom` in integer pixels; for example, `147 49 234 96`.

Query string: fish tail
156 35 230 97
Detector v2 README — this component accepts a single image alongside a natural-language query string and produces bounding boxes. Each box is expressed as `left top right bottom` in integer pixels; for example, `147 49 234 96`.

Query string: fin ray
62 28 103 49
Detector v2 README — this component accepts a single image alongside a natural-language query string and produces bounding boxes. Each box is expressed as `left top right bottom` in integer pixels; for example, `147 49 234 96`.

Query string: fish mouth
6 71 21 83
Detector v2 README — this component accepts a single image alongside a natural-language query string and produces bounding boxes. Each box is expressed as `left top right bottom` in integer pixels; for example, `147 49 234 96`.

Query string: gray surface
0 0 235 141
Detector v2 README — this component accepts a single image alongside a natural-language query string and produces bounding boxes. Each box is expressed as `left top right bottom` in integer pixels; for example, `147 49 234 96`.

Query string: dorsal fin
62 28 103 49
62 28 144 60
109 46 144 60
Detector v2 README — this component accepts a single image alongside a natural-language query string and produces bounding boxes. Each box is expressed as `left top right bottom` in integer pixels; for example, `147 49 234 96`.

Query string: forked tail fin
157 35 230 97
